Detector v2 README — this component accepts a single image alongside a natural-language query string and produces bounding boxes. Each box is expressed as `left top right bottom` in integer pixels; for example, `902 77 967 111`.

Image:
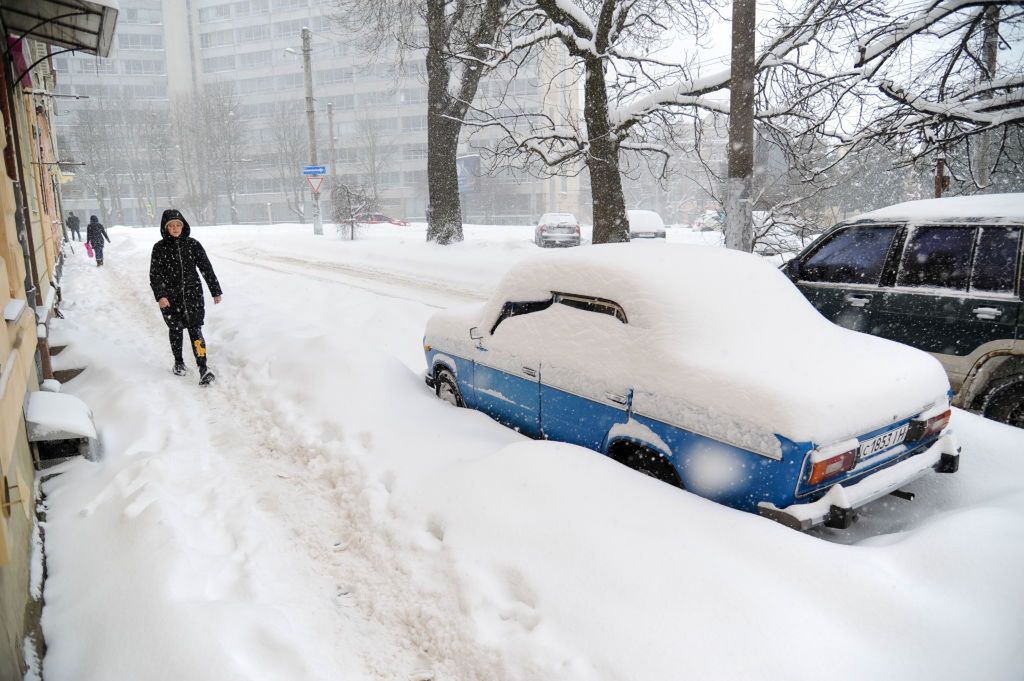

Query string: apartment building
55 0 586 226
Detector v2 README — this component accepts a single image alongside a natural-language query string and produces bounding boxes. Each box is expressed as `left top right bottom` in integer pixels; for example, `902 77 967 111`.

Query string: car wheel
435 367 464 408
982 377 1024 429
609 443 682 488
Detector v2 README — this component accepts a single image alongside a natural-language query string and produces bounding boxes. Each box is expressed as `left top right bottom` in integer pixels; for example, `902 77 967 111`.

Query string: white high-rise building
54 0 585 226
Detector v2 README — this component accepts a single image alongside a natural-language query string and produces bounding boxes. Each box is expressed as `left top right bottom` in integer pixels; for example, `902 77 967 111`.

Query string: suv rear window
897 226 975 290
972 226 1022 294
801 225 897 284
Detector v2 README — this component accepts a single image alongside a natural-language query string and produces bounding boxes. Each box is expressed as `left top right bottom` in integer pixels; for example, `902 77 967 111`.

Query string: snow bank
36 224 1024 681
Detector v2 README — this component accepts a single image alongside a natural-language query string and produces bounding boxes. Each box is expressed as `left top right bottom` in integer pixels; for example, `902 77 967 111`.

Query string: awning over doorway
0 0 119 58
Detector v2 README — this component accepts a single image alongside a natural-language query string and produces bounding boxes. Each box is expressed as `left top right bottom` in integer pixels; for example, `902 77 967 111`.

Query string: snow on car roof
852 193 1024 223
485 244 948 444
626 210 665 229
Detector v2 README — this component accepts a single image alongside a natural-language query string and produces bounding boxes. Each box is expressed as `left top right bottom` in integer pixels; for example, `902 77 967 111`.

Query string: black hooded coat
150 209 222 329
86 216 109 248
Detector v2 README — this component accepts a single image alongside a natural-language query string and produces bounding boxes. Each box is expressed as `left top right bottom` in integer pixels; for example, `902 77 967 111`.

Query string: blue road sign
303 165 327 175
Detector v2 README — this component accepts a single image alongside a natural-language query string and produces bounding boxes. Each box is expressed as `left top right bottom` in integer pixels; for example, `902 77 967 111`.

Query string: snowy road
38 225 1024 681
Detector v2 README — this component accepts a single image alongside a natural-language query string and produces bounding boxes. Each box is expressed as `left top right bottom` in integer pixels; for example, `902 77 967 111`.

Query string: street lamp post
301 26 323 236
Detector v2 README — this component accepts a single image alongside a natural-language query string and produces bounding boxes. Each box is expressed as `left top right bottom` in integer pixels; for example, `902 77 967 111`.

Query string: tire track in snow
216 248 486 309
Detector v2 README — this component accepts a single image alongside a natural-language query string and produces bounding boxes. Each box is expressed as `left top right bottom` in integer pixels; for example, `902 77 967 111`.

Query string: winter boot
199 368 216 386
173 362 187 376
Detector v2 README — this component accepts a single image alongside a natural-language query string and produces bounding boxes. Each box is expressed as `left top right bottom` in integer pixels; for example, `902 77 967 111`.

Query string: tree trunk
426 117 463 244
425 10 464 245
583 56 628 244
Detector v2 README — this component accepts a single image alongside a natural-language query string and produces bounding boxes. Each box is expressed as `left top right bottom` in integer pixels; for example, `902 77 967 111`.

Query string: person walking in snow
149 209 223 386
66 211 81 241
86 215 110 266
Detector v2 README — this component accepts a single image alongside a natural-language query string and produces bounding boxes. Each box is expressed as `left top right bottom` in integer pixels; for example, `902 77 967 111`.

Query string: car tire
435 367 464 408
982 376 1024 429
609 443 683 488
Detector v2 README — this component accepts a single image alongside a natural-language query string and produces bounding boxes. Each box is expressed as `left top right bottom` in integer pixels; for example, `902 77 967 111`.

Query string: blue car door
530 299 634 450
472 308 543 437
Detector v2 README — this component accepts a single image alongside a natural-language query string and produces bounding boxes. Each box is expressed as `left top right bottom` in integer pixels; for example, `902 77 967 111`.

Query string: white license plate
859 424 909 459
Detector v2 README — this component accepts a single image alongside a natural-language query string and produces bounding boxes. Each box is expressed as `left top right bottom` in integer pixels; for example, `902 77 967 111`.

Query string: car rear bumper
757 431 960 531
629 232 666 239
538 235 580 246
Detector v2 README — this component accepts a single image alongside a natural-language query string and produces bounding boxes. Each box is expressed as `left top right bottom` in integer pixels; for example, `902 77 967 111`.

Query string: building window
401 88 427 104
236 24 271 43
315 68 352 85
238 50 273 69
124 7 162 24
401 116 426 132
118 34 164 50
124 59 166 75
274 18 305 39
199 4 232 22
202 55 236 73
200 29 234 48
403 143 427 160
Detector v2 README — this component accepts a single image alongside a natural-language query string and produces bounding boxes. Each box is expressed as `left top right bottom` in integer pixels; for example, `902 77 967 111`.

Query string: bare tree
352 109 398 210
66 99 127 224
269 102 309 223
469 0 865 245
172 96 218 223
854 0 1024 188
334 0 513 244
202 90 249 223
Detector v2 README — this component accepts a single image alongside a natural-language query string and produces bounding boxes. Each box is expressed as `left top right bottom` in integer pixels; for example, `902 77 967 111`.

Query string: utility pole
302 26 323 236
725 0 756 252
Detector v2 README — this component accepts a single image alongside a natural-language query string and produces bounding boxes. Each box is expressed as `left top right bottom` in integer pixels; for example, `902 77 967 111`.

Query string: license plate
858 424 909 459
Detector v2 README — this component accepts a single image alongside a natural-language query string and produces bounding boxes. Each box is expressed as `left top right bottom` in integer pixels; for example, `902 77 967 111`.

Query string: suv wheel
982 377 1024 429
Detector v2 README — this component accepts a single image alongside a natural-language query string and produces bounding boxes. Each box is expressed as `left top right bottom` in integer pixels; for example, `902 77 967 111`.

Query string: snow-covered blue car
423 244 960 530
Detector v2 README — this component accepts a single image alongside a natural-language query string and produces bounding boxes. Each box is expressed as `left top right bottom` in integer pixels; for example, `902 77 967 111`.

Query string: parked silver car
535 213 581 247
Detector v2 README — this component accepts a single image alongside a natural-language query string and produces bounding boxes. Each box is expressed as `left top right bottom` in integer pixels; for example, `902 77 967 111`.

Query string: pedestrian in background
66 211 80 241
86 215 110 266
149 208 223 386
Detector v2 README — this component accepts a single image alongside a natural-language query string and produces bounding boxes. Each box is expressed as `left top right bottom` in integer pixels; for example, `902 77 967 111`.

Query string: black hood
160 209 191 238
89 215 99 224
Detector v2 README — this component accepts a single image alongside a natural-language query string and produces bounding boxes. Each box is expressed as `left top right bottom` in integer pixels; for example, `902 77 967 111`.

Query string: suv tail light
539 224 548 233
907 408 951 441
574 224 581 234
807 438 858 485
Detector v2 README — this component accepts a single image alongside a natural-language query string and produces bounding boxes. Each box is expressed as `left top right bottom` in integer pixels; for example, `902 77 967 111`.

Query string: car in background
535 212 581 247
627 210 666 239
693 211 723 232
783 193 1024 428
424 244 959 530
355 212 408 226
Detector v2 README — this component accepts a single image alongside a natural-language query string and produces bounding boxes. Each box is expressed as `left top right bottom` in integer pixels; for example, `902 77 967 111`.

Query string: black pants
94 244 104 264
169 325 208 371
71 229 80 241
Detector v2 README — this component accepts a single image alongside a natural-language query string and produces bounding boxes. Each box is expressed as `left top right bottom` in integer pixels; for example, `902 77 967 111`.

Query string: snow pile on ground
36 224 1024 681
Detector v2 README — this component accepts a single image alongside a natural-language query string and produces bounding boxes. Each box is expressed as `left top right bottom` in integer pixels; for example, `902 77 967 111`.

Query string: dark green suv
783 194 1024 428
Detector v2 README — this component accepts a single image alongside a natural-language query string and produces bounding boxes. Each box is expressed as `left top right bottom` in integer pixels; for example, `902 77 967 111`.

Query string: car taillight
574 224 581 234
806 439 858 485
539 224 548 233
907 408 951 441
